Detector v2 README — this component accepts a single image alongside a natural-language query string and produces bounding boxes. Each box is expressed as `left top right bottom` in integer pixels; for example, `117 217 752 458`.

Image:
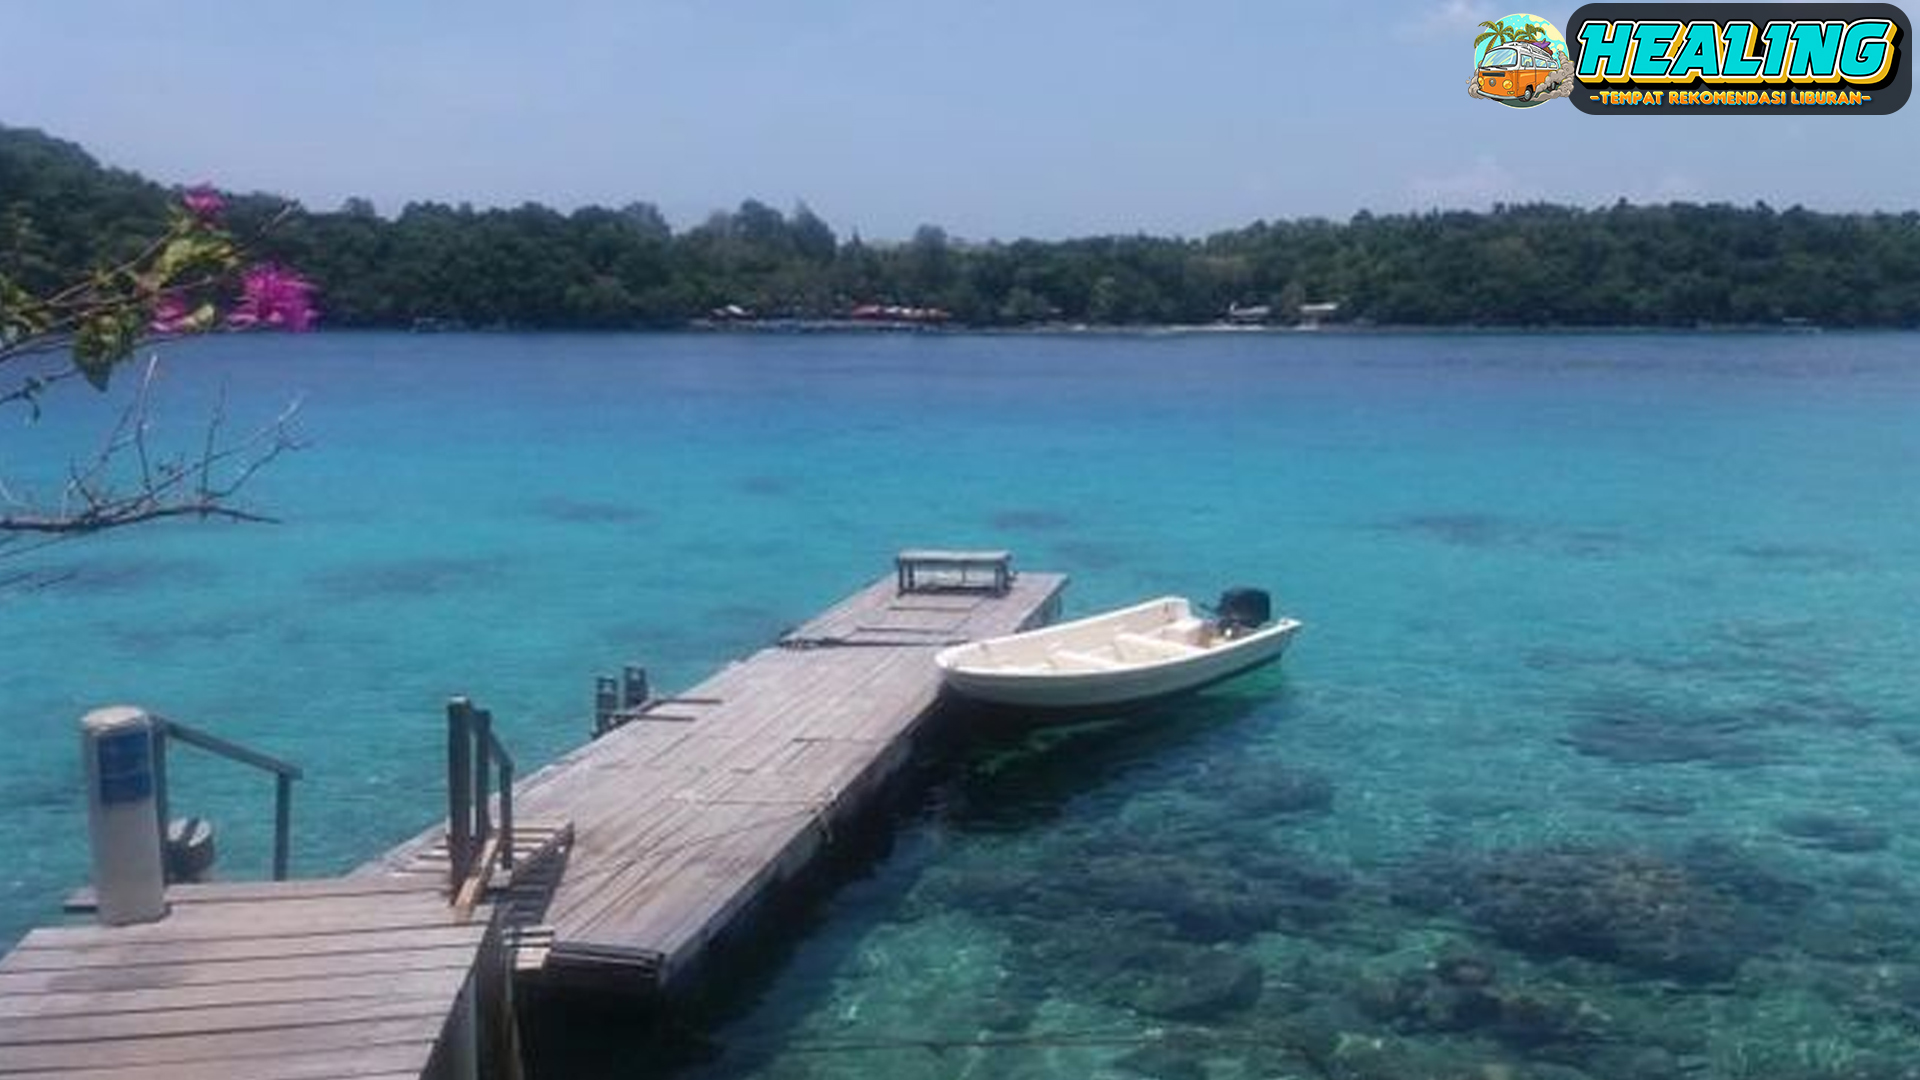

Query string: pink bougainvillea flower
149 295 196 334
228 264 318 332
181 184 225 222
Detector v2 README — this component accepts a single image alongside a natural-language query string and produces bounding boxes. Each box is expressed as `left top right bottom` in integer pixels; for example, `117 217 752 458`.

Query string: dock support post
80 707 168 926
472 707 493 853
272 773 293 880
622 664 650 710
447 698 473 894
498 759 514 873
592 676 619 737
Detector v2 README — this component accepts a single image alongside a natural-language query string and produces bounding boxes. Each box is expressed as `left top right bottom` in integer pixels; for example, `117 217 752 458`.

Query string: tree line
6 122 1919 330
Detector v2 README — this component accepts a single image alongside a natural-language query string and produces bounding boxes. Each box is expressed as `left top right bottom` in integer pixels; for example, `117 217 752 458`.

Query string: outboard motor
1213 587 1272 637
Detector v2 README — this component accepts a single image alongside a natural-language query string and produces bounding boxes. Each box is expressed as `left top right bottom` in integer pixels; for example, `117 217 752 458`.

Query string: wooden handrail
446 697 518 898
160 721 303 779
446 700 472 889
150 717 302 881
488 730 515 873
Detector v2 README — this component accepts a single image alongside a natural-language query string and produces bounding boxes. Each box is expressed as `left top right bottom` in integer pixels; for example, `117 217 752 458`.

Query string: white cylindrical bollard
81 706 167 925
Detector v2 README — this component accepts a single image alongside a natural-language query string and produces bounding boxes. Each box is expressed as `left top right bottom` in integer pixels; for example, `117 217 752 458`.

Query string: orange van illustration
1478 40 1561 101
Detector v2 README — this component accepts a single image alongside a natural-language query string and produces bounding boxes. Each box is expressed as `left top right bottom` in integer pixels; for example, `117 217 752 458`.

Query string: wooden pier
0 878 503 1080
368 567 1065 991
0 558 1067 1074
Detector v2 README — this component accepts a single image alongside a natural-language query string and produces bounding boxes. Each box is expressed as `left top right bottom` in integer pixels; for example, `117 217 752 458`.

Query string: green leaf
155 236 199 282
72 326 114 390
0 276 48 339
69 307 146 389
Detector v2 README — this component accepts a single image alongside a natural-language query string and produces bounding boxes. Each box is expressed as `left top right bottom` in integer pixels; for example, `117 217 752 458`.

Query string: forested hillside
5 123 1918 329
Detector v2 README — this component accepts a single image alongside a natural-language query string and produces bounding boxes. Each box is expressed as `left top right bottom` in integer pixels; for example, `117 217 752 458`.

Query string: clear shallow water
4 331 1920 1079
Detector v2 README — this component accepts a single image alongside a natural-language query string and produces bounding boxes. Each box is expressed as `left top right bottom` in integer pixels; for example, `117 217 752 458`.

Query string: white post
81 706 168 925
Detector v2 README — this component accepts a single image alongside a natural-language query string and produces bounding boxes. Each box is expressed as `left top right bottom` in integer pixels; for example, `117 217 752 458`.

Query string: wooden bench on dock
894 548 1014 596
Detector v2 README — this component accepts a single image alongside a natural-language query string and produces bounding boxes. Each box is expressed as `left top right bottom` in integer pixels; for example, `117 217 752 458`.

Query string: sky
2 0 1914 240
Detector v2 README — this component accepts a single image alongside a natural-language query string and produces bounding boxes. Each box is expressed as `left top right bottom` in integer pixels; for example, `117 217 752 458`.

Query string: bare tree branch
0 355 304 540
0 366 78 417
0 198 310 591
0 502 281 533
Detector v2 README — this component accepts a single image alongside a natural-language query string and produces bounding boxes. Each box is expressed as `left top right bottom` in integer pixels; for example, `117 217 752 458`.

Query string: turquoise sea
4 331 1920 1079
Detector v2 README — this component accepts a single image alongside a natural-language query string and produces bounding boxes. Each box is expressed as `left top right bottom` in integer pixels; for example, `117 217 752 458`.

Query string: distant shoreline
13 123 1920 337
375 320 1851 337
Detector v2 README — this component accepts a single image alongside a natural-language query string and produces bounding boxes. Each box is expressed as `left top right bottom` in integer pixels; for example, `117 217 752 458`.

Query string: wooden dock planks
545 572 1065 987
0 565 1064 1077
368 570 1066 992
0 880 488 1080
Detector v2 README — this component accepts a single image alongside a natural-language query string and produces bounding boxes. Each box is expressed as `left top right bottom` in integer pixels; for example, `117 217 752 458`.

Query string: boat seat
1114 632 1207 661
1048 649 1124 672
1163 617 1208 644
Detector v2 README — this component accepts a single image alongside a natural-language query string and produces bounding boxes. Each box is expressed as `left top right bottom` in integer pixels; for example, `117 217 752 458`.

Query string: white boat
935 592 1301 710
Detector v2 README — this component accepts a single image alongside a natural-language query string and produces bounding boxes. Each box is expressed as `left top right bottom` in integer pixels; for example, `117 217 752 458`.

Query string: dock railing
446 696 516 904
153 716 303 881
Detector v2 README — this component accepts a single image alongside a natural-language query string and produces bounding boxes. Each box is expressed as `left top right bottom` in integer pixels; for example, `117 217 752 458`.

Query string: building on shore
1297 301 1341 330
850 303 951 324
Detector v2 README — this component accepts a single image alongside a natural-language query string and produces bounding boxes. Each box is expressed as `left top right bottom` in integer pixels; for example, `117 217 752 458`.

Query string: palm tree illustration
1475 17 1549 54
1475 19 1516 50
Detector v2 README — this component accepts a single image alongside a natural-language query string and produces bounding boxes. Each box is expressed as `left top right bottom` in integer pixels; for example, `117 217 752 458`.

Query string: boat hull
935 597 1301 709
